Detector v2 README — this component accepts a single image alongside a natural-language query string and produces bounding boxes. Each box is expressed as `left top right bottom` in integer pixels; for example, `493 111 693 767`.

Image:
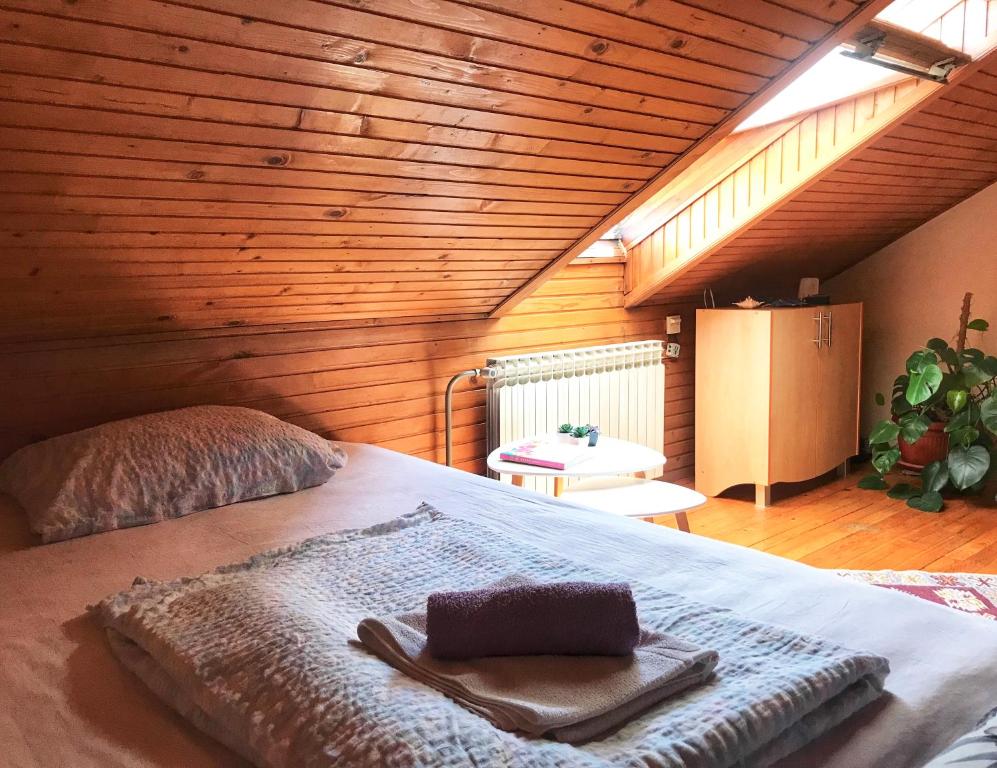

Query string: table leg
554 477 565 497
511 475 524 487
675 511 690 532
635 470 646 479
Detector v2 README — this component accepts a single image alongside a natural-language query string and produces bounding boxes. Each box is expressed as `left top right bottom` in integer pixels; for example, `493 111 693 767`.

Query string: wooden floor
660 470 997 573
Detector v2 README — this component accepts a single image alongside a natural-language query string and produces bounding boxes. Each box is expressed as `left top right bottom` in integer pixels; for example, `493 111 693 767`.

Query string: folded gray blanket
361 578 718 743
94 504 890 767
426 578 640 659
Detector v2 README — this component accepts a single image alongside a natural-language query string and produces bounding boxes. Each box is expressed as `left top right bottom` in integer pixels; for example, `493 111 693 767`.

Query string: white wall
826 181 997 436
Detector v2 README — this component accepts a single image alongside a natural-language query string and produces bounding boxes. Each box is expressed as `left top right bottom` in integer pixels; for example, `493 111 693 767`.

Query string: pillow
0 406 347 543
922 706 997 768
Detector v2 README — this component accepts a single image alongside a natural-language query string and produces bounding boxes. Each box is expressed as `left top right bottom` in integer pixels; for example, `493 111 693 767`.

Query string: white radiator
486 340 665 494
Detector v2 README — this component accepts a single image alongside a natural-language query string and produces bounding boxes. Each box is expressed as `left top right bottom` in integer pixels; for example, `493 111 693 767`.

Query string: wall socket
666 315 682 334
665 342 681 358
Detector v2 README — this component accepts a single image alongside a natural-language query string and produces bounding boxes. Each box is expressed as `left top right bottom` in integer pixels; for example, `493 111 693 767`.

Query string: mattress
1 443 995 768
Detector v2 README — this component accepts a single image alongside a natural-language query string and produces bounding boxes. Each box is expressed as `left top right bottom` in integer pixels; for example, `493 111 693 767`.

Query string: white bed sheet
1 442 994 768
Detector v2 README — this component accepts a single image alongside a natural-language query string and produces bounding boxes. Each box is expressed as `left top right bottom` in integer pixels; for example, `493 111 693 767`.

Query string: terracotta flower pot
897 421 948 471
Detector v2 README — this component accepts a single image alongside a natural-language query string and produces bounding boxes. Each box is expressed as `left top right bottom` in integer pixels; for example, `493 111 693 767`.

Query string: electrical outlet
666 315 682 334
665 342 681 358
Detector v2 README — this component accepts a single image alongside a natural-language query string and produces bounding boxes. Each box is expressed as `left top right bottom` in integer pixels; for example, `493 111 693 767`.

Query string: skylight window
577 226 627 259
734 48 900 132
735 0 979 133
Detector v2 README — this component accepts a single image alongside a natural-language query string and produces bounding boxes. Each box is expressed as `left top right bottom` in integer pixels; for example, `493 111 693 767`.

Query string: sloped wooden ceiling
632 49 997 304
0 0 886 339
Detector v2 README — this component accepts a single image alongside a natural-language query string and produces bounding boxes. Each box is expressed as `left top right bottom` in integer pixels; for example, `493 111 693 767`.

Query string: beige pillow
0 406 347 543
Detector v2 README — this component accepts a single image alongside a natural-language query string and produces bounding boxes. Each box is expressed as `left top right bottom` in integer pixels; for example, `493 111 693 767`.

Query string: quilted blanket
93 504 889 768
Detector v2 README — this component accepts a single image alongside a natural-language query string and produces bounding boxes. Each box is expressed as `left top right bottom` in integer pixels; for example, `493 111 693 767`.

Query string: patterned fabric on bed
94 503 889 768
922 707 997 768
0 406 346 542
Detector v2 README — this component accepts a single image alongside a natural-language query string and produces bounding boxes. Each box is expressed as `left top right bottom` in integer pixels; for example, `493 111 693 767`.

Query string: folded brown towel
427 579 640 659
357 577 719 743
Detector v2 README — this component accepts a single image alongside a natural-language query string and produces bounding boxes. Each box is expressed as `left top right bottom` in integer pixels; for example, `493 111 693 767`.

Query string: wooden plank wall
0 261 698 481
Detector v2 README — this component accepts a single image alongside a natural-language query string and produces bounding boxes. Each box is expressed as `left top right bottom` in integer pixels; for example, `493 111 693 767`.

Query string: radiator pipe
445 367 496 467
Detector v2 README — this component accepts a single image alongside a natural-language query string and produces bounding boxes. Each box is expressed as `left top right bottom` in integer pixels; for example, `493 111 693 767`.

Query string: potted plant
571 425 592 446
860 294 996 512
556 423 576 444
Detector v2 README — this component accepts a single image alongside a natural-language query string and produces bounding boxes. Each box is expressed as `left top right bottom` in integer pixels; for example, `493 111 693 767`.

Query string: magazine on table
499 438 593 470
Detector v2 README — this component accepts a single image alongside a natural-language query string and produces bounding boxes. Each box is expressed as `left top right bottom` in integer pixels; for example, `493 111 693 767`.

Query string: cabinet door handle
813 312 823 348
824 311 832 348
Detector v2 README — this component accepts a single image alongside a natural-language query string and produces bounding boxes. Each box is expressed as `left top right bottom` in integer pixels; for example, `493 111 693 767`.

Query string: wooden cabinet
695 304 862 506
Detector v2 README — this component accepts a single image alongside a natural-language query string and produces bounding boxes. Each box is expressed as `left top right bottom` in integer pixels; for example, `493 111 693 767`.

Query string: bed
1 442 995 768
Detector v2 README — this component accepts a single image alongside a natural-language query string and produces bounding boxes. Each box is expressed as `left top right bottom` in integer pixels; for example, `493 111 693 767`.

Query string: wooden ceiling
0 0 885 340
642 52 997 303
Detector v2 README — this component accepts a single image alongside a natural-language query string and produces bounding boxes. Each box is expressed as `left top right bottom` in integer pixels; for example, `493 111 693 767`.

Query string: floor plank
652 470 997 573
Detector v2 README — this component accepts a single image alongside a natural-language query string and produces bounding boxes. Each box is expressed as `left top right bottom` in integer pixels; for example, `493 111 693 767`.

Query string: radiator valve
665 342 681 359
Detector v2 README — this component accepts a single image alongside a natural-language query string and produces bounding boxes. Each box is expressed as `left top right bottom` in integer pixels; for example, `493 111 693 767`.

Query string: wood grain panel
0 262 698 482
630 49 997 305
0 0 884 332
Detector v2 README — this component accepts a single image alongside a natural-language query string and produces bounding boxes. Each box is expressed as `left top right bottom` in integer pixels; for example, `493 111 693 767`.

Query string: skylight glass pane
735 48 899 132
876 0 954 33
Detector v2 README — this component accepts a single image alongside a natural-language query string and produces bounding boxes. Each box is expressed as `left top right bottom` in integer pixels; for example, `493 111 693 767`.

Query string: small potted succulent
556 423 600 446
556 423 577 444
860 294 996 512
571 425 591 446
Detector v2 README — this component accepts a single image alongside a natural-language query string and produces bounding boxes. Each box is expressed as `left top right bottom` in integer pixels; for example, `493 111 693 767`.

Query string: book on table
499 439 592 471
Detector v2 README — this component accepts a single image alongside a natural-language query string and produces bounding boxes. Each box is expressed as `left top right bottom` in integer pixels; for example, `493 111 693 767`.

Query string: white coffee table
561 476 706 532
486 436 667 497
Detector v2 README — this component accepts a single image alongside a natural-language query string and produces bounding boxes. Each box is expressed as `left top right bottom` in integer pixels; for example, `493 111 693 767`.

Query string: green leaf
891 395 913 416
946 389 968 414
906 363 943 405
981 356 997 377
872 447 901 475
948 426 980 448
961 348 984 365
858 474 888 490
906 350 937 373
869 421 901 444
940 347 959 367
926 337 950 353
887 482 919 500
962 364 992 388
907 491 944 513
944 404 980 433
982 394 997 433
898 412 932 445
875 392 886 407
967 319 989 331
947 445 991 490
921 460 949 492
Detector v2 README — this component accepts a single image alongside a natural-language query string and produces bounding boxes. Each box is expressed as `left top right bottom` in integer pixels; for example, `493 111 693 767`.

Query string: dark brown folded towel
426 577 640 660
